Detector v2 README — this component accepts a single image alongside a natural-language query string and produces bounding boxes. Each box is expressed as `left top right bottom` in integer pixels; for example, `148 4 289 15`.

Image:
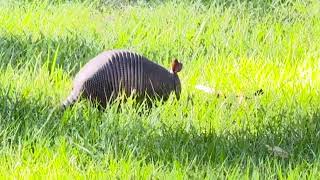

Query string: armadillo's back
62 50 176 108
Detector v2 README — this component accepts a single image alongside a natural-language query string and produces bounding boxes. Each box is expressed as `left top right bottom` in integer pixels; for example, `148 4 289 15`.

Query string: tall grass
0 0 320 178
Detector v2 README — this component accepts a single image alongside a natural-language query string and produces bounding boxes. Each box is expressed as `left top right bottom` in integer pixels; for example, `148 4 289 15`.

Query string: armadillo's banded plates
62 49 178 109
74 50 150 105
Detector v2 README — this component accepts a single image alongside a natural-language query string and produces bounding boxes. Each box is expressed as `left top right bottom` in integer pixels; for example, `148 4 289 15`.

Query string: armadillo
61 49 183 109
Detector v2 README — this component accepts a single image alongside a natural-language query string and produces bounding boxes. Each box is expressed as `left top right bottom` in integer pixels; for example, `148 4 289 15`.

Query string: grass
0 0 320 178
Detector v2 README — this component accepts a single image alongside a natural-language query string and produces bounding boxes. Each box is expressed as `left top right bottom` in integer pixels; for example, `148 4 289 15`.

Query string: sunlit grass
0 0 320 178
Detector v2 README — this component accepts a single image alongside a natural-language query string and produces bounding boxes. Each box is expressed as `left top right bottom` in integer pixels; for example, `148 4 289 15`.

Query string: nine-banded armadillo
61 49 183 109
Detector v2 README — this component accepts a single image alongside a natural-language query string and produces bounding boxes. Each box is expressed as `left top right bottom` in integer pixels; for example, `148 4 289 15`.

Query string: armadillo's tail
60 90 80 110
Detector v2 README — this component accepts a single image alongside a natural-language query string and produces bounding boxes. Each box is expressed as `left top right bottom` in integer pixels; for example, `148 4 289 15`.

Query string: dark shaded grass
0 33 103 74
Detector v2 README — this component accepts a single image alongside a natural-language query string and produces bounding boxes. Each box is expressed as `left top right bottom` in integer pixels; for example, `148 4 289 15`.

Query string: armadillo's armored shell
62 50 181 108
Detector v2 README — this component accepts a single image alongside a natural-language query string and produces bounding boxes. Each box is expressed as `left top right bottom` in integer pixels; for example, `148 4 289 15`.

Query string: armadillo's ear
171 58 183 74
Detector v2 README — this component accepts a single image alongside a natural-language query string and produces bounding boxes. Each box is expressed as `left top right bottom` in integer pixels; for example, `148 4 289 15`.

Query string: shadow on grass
98 108 320 166
1 85 319 170
0 33 103 75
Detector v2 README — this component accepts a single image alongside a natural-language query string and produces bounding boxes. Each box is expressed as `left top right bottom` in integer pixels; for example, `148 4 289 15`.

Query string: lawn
0 0 320 178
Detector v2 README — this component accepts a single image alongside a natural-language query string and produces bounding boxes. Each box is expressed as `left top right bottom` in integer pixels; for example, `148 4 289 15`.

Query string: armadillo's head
170 58 183 100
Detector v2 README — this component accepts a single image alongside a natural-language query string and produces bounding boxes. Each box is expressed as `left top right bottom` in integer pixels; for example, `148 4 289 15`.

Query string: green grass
0 0 320 178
